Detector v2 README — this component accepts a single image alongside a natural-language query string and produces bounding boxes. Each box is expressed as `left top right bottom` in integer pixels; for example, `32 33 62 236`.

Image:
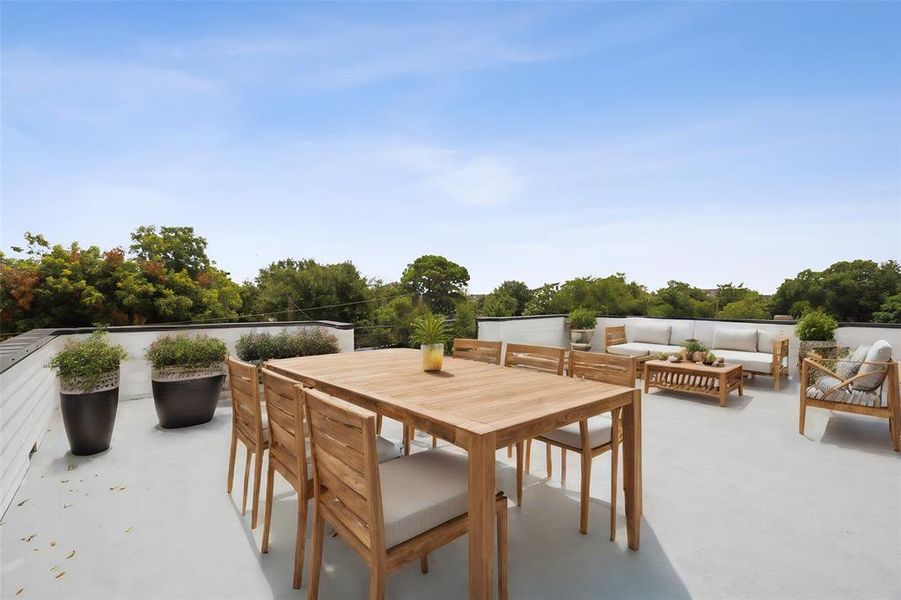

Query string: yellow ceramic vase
421 343 444 371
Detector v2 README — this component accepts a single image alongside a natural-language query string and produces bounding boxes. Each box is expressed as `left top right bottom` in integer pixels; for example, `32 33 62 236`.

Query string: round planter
692 351 706 363
570 329 595 344
60 387 119 456
151 371 225 428
421 343 444 372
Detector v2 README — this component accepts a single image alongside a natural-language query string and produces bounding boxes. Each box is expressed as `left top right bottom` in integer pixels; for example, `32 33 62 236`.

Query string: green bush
410 313 447 346
144 334 227 369
235 328 340 364
568 307 597 330
49 330 128 391
795 310 838 341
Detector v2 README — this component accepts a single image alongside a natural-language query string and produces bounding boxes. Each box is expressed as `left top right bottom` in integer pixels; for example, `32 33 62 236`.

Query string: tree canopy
400 255 469 315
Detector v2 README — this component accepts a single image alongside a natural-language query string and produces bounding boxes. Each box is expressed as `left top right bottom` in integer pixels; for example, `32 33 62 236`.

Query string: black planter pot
152 374 225 428
60 388 119 456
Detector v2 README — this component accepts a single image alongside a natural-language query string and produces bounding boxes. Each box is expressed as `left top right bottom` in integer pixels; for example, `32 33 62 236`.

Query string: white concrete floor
2 377 899 599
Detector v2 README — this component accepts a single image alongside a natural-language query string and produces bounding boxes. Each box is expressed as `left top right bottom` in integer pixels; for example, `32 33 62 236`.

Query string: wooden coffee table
643 359 743 407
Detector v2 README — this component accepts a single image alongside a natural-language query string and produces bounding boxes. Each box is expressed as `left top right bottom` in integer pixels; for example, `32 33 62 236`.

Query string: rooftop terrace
2 374 899 599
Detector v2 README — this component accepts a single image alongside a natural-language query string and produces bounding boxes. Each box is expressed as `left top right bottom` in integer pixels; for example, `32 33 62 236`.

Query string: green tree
482 280 533 317
400 255 469 314
129 226 212 277
873 293 901 323
648 281 715 318
717 293 772 320
523 283 565 315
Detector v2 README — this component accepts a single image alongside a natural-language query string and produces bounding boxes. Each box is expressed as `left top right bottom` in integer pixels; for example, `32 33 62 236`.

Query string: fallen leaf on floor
124 527 133 534
50 541 57 547
16 499 29 507
61 480 69 484
67 550 76 559
67 464 77 471
63 504 73 509
22 534 36 542
15 588 23 595
50 566 59 573
33 548 39 552
55 571 66 579
108 485 126 492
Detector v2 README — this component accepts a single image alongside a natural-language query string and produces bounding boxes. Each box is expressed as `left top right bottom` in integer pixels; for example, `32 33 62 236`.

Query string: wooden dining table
267 348 642 598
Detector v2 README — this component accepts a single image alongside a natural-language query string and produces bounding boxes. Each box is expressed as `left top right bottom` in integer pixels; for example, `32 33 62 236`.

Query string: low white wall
0 322 353 517
477 315 901 377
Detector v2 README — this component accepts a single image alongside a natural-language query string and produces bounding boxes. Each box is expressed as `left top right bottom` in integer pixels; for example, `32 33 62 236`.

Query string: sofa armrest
771 337 789 373
604 326 626 351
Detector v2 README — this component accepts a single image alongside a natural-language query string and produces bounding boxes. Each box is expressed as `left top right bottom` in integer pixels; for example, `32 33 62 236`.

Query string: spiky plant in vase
411 313 448 371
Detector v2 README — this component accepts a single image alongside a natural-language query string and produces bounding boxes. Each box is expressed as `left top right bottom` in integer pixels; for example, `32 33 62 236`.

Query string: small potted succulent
49 330 128 455
568 308 597 345
681 339 709 363
411 313 447 372
796 310 839 366
703 351 718 366
145 334 228 428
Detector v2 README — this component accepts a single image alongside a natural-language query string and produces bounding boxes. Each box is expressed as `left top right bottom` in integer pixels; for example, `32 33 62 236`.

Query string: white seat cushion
711 349 781 373
380 449 470 548
713 328 758 352
852 340 892 391
607 342 682 357
540 415 613 449
376 436 403 462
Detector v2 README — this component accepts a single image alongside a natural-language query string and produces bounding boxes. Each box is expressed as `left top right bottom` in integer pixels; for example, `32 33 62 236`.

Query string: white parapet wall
0 321 354 517
477 315 901 376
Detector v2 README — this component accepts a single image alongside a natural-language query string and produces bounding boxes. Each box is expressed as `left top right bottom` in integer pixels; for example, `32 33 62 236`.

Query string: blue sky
2 1 899 293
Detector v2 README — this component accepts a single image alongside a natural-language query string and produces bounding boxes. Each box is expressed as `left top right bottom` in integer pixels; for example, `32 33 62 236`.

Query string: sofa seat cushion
607 342 682 357
711 349 782 373
540 414 613 449
852 340 892 392
631 323 671 345
807 375 883 407
380 449 471 548
713 328 758 352
376 435 404 462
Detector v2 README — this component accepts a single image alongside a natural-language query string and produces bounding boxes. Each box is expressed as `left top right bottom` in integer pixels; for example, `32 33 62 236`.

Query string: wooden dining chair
504 343 566 505
226 357 268 529
304 386 508 600
259 367 404 590
520 350 635 538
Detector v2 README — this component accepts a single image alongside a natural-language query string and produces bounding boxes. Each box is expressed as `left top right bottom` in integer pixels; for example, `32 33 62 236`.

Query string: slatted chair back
261 367 308 489
304 387 385 557
569 351 636 387
227 357 264 445
504 343 566 376
453 338 502 365
604 326 627 351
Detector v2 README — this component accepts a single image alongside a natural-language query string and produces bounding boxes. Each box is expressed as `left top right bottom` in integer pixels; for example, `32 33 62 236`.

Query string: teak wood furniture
521 351 636 538
643 360 743 407
304 387 508 600
226 357 268 529
800 357 900 452
266 348 642 599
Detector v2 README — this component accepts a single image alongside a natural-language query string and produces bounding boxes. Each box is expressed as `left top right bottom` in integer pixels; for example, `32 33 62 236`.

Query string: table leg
719 374 727 407
468 432 496 598
622 390 642 551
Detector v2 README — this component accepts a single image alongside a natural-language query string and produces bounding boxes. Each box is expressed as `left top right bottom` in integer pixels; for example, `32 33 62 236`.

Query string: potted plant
681 339 709 363
411 313 447 372
145 334 228 428
796 310 839 366
568 308 597 345
235 328 340 367
49 330 128 455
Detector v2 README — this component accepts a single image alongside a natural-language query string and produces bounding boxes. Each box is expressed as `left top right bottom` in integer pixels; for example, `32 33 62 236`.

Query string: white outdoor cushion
380 449 471 548
607 342 682 357
756 330 783 354
376 436 404 462
540 414 613 449
807 375 883 408
631 323 671 345
713 328 758 353
852 340 892 392
834 345 870 380
669 321 694 345
711 349 781 374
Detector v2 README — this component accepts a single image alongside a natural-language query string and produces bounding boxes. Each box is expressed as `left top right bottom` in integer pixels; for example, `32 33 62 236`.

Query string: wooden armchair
799 353 900 452
226 357 268 529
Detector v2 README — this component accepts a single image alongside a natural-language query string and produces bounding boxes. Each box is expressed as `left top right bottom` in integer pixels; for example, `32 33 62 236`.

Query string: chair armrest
802 357 841 381
771 338 789 370
604 326 626 350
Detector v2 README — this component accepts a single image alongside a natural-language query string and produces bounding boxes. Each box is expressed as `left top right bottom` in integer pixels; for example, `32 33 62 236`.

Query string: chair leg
525 439 532 474
580 452 592 535
546 442 552 478
242 448 252 515
308 505 325 600
561 448 567 481
261 463 275 553
376 414 383 435
799 397 807 435
227 429 238 493
515 441 524 507
293 495 308 589
251 448 264 529
507 445 512 458
420 554 429 574
369 565 386 600
497 500 508 600
610 409 621 540
431 435 437 448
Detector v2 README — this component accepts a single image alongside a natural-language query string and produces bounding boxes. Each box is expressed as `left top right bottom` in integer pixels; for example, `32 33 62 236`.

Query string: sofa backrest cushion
852 340 892 392
834 345 869 380
756 329 783 354
631 323 671 345
713 328 758 353
669 321 694 345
